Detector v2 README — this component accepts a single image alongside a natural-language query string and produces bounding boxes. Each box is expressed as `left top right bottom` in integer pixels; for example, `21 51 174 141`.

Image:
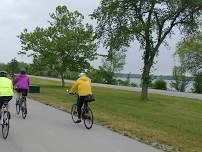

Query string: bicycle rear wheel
71 104 78 123
2 111 9 139
83 107 93 129
21 100 27 119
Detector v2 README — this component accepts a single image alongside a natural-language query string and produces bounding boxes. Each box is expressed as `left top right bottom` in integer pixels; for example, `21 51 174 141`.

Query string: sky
0 0 182 75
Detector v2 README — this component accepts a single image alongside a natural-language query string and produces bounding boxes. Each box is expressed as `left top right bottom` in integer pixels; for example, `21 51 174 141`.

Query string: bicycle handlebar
66 89 77 95
69 92 76 95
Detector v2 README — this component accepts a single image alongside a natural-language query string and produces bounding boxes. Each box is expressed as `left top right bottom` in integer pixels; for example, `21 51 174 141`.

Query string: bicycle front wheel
83 107 94 129
2 112 9 139
71 104 78 123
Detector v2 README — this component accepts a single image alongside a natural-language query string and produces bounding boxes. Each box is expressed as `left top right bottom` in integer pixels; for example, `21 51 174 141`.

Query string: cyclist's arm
69 81 79 93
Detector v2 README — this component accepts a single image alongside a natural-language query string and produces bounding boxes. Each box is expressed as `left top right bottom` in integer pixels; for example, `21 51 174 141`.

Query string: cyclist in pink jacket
13 68 30 111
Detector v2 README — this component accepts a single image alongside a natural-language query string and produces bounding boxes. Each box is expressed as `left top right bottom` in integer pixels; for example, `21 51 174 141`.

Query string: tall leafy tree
176 33 202 74
91 0 202 100
176 33 202 93
18 5 96 87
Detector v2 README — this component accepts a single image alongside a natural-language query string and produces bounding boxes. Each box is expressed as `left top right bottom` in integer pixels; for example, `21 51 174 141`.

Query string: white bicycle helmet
79 72 86 77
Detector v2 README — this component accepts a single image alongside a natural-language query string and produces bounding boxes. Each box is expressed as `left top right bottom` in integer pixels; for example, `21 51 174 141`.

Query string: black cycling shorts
16 88 28 96
0 96 12 108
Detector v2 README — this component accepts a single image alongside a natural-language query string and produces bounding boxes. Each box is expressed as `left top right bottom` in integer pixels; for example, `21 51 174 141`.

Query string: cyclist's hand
66 89 69 93
66 89 74 95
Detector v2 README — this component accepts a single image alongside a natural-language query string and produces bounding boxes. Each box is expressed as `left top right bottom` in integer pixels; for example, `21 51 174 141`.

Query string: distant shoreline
114 73 174 80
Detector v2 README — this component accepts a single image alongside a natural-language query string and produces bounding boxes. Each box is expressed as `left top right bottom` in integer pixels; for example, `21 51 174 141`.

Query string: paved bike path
0 98 161 152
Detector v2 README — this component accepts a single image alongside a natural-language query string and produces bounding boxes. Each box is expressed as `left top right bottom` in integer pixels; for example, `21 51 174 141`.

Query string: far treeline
1 56 201 94
2 1 202 100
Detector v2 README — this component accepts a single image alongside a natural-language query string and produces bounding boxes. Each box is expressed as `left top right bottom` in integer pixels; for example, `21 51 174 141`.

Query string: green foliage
105 50 126 73
176 33 202 74
0 63 7 71
116 79 130 86
140 75 154 88
6 58 19 78
91 0 202 100
170 66 190 92
88 67 133 86
18 5 96 87
100 50 126 84
193 72 202 93
89 67 114 84
152 79 167 90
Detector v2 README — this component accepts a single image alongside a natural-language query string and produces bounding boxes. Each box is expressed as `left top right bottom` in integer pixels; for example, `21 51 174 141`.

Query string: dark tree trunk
60 72 65 87
141 62 151 101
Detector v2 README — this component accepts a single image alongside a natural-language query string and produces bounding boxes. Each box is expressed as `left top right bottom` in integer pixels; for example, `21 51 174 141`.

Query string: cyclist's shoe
75 119 81 123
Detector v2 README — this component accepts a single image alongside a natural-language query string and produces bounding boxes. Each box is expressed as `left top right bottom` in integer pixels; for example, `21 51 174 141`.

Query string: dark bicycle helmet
0 71 7 77
20 68 26 74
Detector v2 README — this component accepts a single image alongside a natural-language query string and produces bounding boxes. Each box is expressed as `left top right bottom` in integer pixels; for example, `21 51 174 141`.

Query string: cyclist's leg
22 89 28 113
5 96 12 116
15 88 22 104
76 96 82 120
76 96 85 122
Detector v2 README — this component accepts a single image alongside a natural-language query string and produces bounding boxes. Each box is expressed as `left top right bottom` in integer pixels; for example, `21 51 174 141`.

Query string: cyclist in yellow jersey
68 72 92 123
0 71 13 119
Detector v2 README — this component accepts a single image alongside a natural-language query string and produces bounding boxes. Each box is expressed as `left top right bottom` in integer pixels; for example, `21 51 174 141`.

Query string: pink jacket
13 74 30 89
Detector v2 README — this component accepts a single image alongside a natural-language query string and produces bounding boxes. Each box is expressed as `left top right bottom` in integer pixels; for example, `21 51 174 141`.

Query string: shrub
152 79 167 90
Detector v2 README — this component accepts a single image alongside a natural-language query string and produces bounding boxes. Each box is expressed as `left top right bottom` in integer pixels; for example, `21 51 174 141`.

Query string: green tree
176 33 202 74
92 0 202 101
170 66 190 92
101 50 126 84
0 63 7 71
18 5 96 87
7 58 19 78
176 33 202 93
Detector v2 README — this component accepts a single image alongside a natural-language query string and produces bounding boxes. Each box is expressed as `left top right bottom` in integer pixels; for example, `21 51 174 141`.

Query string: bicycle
16 94 27 119
68 91 94 129
0 103 10 139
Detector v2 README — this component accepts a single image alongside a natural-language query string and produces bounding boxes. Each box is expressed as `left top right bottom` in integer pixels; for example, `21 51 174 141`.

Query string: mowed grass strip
28 77 202 152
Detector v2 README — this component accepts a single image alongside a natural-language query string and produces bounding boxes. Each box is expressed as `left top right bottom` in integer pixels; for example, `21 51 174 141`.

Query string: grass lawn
28 77 202 152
